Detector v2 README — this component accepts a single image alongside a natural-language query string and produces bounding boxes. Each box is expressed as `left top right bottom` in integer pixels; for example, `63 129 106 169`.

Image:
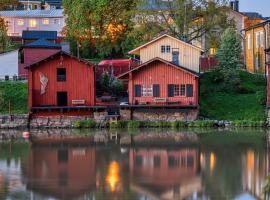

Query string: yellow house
129 34 203 73
244 20 270 74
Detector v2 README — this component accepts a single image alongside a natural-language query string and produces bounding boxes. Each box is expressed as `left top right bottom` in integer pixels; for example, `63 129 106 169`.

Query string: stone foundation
30 116 93 129
120 109 132 120
0 115 29 129
132 109 199 121
94 111 107 123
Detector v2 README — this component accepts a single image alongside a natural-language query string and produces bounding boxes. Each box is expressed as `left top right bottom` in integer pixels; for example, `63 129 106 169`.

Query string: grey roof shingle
22 30 57 40
0 9 63 18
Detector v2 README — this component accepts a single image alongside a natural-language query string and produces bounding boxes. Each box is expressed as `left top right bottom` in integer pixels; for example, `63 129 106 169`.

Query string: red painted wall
268 65 270 107
19 48 61 77
28 54 95 110
128 61 199 106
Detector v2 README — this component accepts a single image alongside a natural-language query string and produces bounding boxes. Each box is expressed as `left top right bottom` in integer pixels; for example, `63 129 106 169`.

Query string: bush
188 120 215 127
127 120 141 129
208 69 224 83
110 120 128 129
232 120 266 127
256 91 267 105
72 119 96 128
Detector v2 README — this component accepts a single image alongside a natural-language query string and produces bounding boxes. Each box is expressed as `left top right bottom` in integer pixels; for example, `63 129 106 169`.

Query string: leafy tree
63 0 137 58
0 18 10 53
0 0 19 10
99 72 125 95
216 27 243 91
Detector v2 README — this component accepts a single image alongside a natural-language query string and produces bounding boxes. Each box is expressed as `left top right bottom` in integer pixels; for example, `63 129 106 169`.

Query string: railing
0 74 28 81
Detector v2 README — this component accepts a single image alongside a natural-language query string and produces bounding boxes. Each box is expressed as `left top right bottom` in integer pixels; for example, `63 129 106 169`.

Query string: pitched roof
242 12 269 20
22 30 57 40
0 9 63 18
117 57 199 79
25 51 93 69
244 19 270 31
129 34 203 55
23 38 61 49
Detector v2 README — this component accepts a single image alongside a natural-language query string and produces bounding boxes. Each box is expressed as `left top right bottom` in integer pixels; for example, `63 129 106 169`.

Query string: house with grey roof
18 0 62 10
0 9 65 37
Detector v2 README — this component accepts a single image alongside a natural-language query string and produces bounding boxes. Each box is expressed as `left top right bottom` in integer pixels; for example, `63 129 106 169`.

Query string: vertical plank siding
139 37 201 72
29 54 95 109
128 61 199 106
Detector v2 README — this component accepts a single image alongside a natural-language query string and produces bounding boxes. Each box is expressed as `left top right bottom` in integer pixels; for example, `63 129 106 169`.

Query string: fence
0 74 28 81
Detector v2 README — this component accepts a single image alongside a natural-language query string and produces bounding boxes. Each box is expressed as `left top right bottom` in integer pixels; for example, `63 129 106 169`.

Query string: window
209 47 217 56
161 45 171 53
54 19 60 25
42 18 49 25
57 68 66 82
29 19 37 28
142 85 153 96
247 34 251 50
180 84 186 96
256 32 260 48
17 19 24 26
174 85 180 96
260 32 264 48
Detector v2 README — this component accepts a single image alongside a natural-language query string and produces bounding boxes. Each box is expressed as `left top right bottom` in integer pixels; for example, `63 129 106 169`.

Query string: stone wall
132 109 199 121
94 111 107 123
120 109 131 120
30 116 93 129
0 115 29 129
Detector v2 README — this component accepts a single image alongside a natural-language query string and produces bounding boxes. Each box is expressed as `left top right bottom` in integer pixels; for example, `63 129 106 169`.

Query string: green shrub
256 91 267 105
172 121 187 128
72 119 96 128
232 120 266 127
72 120 82 128
188 120 215 127
128 120 141 129
109 120 128 129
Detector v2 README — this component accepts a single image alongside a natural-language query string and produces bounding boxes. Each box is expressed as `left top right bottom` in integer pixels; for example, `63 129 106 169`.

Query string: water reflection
0 129 268 200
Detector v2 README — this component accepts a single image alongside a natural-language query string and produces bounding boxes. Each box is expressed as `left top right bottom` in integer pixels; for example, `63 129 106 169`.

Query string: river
0 128 268 200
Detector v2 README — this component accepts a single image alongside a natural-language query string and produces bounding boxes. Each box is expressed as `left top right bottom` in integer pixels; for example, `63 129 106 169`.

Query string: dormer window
161 45 171 53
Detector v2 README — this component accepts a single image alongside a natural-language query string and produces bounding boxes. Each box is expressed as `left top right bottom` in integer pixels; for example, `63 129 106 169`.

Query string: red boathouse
118 58 199 121
26 51 95 116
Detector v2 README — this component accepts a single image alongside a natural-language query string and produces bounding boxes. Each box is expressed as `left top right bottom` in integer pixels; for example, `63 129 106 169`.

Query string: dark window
168 84 174 97
134 85 142 97
58 149 68 163
135 155 142 167
161 45 171 53
57 68 66 82
57 92 68 106
166 45 171 53
172 50 179 65
186 84 193 97
161 45 166 53
153 84 160 97
154 156 160 168
20 50 24 64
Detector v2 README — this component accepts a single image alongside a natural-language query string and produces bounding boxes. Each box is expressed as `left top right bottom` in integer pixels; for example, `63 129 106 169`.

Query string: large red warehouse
26 51 95 116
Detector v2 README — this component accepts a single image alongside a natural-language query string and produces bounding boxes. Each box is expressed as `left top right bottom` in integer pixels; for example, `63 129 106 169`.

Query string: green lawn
0 81 28 114
199 70 267 121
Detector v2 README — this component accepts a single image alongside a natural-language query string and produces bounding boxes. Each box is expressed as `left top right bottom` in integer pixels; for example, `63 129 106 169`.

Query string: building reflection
129 148 201 200
22 144 96 199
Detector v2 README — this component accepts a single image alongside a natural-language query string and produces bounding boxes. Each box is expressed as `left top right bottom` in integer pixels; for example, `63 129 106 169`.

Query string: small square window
54 19 60 25
17 19 24 26
174 85 180 96
57 68 66 82
29 19 37 28
166 45 171 53
42 18 49 25
161 45 166 53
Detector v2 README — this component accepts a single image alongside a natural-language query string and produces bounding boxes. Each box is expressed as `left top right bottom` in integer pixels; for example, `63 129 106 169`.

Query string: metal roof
22 30 57 40
0 9 63 18
24 38 61 49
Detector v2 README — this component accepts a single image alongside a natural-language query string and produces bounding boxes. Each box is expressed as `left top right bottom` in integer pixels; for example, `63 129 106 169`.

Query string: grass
0 81 28 114
200 70 267 121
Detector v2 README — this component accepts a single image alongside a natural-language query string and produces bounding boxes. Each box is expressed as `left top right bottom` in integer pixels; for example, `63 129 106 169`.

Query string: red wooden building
26 51 95 116
267 48 270 108
19 38 61 78
118 57 199 108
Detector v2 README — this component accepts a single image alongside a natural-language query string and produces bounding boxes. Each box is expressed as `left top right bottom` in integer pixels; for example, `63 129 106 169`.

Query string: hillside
199 70 267 121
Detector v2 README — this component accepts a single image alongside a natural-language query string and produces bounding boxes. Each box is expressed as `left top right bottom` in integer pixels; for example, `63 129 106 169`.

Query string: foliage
63 0 137 58
0 81 28 114
188 120 215 127
0 18 10 53
200 70 267 121
0 0 19 10
72 119 96 128
127 120 141 129
264 175 270 194
110 120 128 129
232 120 266 127
99 72 125 95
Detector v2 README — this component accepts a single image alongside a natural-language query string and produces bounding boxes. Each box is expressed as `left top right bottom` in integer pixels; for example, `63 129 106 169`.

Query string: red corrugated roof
98 59 132 66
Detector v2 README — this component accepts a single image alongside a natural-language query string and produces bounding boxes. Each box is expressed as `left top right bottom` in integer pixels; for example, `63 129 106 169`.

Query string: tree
216 27 243 69
0 0 19 10
216 27 243 91
63 0 137 58
137 0 235 49
0 18 10 53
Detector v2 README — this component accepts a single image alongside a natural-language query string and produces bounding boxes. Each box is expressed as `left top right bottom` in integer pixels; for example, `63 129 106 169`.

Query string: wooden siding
128 61 199 106
138 36 201 72
28 54 95 110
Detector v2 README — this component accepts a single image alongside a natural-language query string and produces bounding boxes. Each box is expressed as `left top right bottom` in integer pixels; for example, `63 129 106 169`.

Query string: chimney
230 1 234 10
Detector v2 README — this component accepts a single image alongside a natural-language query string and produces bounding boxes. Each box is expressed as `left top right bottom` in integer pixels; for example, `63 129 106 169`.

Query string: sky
240 0 270 17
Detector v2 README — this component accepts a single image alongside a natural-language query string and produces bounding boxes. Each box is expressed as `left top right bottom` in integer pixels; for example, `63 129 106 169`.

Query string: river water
0 128 268 200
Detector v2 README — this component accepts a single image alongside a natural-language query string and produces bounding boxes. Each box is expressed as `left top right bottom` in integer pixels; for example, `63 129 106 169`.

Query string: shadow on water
0 128 268 200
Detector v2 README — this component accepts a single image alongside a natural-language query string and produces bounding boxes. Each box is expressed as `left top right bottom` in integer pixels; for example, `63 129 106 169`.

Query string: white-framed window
256 32 260 48
161 45 171 53
174 85 180 96
260 32 264 48
42 18 49 25
247 34 251 50
54 19 60 25
180 84 186 96
29 19 37 27
142 85 153 96
17 19 24 26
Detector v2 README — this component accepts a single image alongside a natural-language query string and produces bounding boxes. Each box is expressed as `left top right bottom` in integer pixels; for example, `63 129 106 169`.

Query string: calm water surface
0 129 268 200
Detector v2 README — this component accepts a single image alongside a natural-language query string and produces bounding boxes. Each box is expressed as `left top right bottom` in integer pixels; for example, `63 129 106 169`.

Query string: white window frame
256 32 260 48
247 34 251 50
180 84 186 96
142 85 153 97
260 32 264 48
29 19 37 28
